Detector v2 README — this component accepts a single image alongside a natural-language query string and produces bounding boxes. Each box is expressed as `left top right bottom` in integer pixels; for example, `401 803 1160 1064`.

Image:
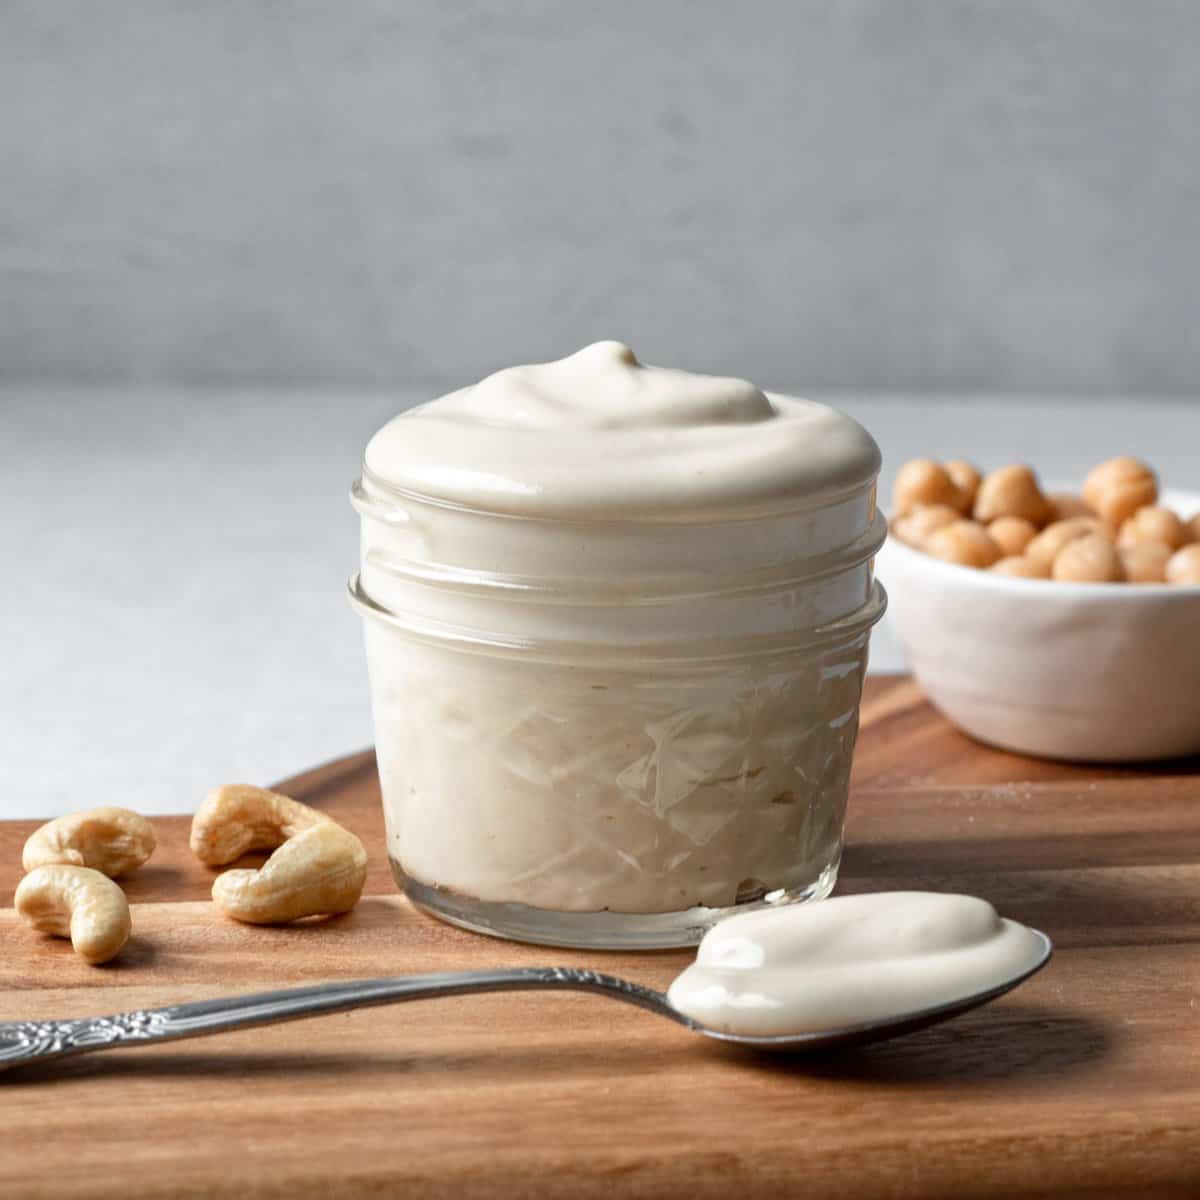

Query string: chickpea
1052 533 1124 583
1165 544 1200 585
973 464 1050 525
1118 540 1172 584
925 520 1002 569
944 460 982 513
987 516 1037 557
1025 517 1104 570
898 452 1188 588
991 555 1050 579
1082 457 1158 527
1046 492 1094 523
1116 506 1188 551
892 459 961 516
891 504 961 548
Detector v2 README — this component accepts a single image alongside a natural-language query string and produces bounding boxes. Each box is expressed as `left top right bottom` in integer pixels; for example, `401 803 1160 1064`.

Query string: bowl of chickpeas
876 456 1200 762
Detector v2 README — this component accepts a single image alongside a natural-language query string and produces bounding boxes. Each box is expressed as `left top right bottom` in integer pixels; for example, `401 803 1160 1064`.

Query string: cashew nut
15 866 132 964
211 822 368 924
190 784 328 866
22 806 156 877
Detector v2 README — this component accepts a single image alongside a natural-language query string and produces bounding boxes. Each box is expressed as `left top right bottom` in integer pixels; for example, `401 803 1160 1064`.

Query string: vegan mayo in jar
350 342 886 948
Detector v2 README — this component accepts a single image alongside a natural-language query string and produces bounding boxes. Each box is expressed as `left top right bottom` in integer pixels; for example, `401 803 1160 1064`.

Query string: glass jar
349 434 886 949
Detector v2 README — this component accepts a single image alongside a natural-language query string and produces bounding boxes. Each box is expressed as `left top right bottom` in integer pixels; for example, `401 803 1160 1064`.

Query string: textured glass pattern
366 627 869 915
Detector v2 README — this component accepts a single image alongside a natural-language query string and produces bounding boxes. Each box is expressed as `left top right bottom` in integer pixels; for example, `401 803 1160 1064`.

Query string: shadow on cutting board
2 1001 1115 1089
732 1002 1115 1088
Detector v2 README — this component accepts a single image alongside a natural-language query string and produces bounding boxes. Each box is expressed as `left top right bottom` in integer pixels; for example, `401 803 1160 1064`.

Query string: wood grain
2 676 1199 1199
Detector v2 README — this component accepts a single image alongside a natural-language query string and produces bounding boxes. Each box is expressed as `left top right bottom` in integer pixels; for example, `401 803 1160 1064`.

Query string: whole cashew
15 866 132 964
190 784 328 866
211 822 368 924
22 807 156 877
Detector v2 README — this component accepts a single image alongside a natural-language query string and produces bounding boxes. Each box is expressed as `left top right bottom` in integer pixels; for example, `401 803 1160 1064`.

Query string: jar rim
359 510 888 604
355 461 879 528
348 573 887 666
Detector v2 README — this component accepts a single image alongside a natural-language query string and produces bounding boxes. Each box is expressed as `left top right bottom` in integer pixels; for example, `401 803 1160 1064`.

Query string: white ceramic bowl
876 488 1200 762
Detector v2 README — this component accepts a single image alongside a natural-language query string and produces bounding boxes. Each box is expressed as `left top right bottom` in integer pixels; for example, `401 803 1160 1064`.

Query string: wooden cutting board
2 676 1199 1199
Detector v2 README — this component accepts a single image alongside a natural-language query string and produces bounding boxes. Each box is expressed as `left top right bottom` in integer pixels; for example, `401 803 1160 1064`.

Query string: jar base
391 858 840 950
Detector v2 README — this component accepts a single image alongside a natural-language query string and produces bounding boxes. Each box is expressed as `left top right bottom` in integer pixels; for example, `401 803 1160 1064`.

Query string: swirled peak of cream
667 892 1048 1037
364 342 880 520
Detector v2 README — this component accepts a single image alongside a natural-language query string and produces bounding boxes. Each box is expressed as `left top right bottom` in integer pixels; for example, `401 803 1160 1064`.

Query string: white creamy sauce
355 343 885 922
364 340 880 520
667 892 1047 1036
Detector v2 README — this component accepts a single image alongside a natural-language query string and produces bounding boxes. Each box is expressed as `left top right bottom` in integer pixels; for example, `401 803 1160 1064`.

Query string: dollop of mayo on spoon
667 892 1047 1037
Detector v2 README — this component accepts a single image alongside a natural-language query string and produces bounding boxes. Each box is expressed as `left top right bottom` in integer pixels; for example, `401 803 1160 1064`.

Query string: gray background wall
5 2 1200 817
4 0 1200 397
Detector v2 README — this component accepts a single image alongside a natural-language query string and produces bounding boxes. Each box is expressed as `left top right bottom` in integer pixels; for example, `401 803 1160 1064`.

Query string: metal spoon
0 931 1051 1072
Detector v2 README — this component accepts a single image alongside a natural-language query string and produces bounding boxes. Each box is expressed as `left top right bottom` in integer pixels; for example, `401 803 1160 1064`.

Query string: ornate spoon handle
0 968 682 1073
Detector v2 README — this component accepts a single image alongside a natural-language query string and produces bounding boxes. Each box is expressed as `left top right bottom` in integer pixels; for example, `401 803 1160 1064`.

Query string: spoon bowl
0 930 1052 1072
689 926 1053 1051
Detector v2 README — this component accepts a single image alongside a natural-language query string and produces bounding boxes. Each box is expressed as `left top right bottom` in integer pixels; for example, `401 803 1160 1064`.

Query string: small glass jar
349 411 886 949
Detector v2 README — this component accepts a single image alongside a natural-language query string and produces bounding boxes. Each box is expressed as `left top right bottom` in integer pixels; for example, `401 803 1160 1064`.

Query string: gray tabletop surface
3 388 1197 819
